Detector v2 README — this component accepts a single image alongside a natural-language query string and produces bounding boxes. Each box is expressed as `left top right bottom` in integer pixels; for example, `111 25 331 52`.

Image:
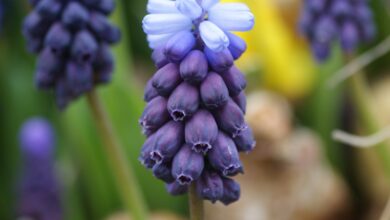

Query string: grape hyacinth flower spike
17 118 62 220
23 0 120 109
299 0 376 61
139 0 255 205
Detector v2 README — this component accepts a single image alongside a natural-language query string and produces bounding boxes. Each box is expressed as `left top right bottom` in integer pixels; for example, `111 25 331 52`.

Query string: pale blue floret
142 0 254 52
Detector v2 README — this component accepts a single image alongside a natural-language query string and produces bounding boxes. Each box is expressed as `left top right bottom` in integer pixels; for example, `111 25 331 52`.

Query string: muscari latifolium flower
23 0 120 109
139 0 255 205
17 118 62 220
299 0 376 61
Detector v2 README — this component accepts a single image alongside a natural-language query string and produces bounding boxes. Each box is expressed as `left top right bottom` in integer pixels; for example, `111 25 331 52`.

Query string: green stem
86 90 148 220
189 184 204 220
348 73 390 178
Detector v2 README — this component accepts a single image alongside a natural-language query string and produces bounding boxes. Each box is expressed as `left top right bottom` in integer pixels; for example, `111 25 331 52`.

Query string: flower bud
35 48 62 89
44 23 72 56
153 163 174 183
167 82 199 121
139 134 156 169
71 30 98 63
226 32 246 60
199 21 229 52
214 99 247 138
196 171 223 203
233 126 255 152
139 96 170 136
164 31 196 63
151 121 184 164
180 50 208 84
93 45 114 84
23 11 50 37
208 132 242 176
204 47 233 72
89 12 121 44
166 181 188 195
152 63 181 96
220 177 240 205
36 0 62 20
172 144 204 185
62 2 89 30
340 21 359 52
97 0 115 15
144 79 159 102
152 47 169 68
200 72 229 109
55 78 71 110
232 91 246 113
220 66 246 97
65 61 93 96
185 110 218 154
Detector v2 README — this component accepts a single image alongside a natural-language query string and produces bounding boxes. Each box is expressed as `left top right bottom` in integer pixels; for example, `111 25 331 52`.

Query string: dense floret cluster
139 0 255 205
17 118 62 220
299 0 375 61
23 0 120 108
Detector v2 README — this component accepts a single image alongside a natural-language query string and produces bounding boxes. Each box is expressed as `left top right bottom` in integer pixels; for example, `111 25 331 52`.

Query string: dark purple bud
71 30 98 63
220 178 240 205
81 0 100 7
221 66 247 97
152 163 174 183
93 45 114 84
226 32 246 60
164 31 196 63
180 50 208 84
90 12 121 44
35 48 62 89
152 47 169 68
55 78 72 109
185 110 218 154
144 79 159 102
340 21 359 52
62 2 89 30
152 63 181 96
167 82 199 121
172 144 204 185
232 91 246 113
44 23 72 55
307 0 326 13
139 134 156 169
35 0 62 20
25 34 43 53
151 121 184 164
330 0 351 18
20 118 55 160
204 47 234 72
196 171 223 203
96 0 116 15
23 12 50 37
139 96 170 136
233 126 255 153
208 132 243 176
311 41 330 62
166 181 188 195
314 16 336 44
214 100 247 138
65 61 93 96
200 72 229 109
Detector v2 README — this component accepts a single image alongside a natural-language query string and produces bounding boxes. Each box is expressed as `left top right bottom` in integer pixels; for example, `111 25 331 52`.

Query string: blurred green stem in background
86 90 148 220
348 72 390 178
189 184 204 220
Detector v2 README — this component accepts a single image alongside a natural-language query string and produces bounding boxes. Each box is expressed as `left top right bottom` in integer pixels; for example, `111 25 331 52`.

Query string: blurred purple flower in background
17 118 62 220
22 0 120 109
299 0 376 61
139 0 255 205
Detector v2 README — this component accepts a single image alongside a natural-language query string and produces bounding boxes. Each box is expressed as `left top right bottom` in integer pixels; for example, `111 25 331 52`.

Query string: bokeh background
2 0 390 219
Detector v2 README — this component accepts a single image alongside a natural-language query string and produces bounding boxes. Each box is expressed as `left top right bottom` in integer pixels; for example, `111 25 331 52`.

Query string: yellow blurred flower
223 0 317 100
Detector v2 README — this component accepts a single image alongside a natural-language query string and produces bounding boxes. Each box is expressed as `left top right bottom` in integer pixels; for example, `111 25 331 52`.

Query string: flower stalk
86 89 148 220
189 183 204 220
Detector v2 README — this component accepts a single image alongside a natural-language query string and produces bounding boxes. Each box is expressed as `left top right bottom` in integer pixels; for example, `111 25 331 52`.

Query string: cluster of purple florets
23 0 120 109
139 28 255 205
299 0 375 61
17 118 62 220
